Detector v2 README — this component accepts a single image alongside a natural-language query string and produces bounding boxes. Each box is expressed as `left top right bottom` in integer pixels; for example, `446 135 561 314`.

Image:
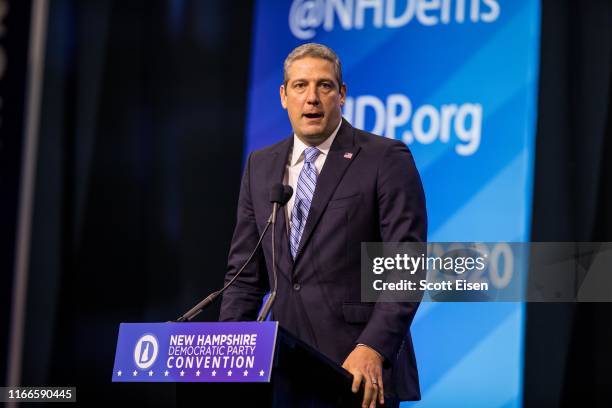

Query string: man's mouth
303 112 324 119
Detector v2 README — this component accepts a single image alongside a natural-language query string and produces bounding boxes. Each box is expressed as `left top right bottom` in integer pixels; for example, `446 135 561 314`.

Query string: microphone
269 183 286 203
176 183 292 322
282 185 293 205
257 184 293 321
268 184 293 222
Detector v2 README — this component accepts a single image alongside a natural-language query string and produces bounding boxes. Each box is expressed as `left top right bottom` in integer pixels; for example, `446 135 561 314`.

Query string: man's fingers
362 376 374 408
377 372 385 405
351 371 363 393
369 382 378 408
344 347 384 407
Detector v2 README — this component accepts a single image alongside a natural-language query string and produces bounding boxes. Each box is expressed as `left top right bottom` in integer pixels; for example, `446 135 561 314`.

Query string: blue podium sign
111 322 278 383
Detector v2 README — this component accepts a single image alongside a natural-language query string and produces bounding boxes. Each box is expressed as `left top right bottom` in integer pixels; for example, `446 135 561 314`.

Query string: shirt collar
290 119 342 166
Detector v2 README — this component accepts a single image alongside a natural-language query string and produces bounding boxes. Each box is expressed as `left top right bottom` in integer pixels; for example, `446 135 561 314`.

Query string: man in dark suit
219 43 427 408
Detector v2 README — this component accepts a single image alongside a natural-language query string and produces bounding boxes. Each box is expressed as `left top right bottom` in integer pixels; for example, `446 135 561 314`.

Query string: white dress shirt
284 119 342 230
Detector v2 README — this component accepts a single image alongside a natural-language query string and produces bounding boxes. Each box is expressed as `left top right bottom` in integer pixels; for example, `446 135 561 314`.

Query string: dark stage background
3 0 612 406
528 1 612 407
20 0 252 404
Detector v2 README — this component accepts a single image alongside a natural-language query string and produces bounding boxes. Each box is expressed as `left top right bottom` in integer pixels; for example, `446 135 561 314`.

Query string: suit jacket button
293 283 301 291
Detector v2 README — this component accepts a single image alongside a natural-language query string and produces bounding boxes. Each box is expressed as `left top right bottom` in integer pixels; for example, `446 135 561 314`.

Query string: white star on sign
196 370 201 376
180 370 185 377
133 370 138 376
117 371 122 377
227 370 233 377
259 370 264 377
148 370 154 377
164 370 169 377
212 370 217 377
243 370 248 376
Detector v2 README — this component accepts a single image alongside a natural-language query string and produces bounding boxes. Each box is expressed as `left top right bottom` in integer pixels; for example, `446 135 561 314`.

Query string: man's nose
306 85 320 104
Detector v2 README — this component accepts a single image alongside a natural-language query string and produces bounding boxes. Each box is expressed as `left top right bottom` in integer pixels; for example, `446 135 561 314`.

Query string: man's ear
339 83 347 107
280 85 287 110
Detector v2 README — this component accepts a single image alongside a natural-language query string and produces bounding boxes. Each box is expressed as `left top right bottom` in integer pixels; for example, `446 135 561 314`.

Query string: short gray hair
283 43 343 90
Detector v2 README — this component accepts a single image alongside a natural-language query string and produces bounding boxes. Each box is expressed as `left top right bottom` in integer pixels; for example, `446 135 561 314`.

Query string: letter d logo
134 334 159 369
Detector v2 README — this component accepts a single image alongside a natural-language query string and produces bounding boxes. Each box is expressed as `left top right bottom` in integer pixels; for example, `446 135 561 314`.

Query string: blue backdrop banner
245 1 540 406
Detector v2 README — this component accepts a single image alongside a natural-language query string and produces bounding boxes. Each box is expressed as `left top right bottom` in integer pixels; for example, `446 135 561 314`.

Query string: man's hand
342 345 384 408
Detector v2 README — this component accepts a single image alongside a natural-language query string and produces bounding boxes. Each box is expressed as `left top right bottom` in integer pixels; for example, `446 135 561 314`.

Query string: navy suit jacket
219 119 427 401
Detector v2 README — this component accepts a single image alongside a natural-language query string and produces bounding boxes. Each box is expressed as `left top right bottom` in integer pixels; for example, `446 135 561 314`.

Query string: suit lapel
264 137 294 275
294 120 360 265
267 138 292 188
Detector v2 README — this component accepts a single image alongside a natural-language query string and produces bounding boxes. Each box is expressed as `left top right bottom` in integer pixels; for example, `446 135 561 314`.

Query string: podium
176 326 362 407
112 322 362 407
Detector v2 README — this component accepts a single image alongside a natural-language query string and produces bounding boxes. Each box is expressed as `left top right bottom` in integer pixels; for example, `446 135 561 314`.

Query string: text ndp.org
343 95 483 156
290 0 501 40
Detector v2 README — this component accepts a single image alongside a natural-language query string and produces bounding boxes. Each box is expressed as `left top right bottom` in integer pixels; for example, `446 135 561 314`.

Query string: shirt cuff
356 343 384 361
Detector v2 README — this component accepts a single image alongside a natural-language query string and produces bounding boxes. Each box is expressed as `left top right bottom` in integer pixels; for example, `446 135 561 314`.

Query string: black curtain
527 1 612 407
23 0 253 405
0 0 32 387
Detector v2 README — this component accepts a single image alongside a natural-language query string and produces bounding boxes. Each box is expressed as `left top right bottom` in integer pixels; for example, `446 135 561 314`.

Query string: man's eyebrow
289 77 335 84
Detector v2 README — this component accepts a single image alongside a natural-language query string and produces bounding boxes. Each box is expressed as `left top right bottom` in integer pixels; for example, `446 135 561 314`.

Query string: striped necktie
290 146 321 259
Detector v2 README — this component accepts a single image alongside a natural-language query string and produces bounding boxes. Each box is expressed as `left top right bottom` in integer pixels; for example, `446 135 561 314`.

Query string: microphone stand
175 184 292 323
175 212 273 322
256 204 279 322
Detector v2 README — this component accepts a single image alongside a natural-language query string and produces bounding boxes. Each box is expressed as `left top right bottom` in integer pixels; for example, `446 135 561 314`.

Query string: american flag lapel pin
343 152 353 159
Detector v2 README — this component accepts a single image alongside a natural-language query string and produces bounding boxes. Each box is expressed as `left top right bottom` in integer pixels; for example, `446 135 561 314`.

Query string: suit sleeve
356 140 427 364
218 152 270 321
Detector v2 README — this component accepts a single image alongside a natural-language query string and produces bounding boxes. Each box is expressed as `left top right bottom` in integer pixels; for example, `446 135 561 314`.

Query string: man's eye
294 83 305 89
321 83 332 89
